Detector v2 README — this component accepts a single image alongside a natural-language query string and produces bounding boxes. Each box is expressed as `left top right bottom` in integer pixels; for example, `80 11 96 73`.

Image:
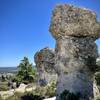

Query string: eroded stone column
34 47 57 86
49 4 100 100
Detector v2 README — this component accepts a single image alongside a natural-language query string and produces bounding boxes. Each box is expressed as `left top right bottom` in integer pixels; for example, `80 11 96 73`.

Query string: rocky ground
0 83 36 99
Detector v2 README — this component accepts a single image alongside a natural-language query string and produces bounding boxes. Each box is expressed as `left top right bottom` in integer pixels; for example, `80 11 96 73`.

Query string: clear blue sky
0 0 100 67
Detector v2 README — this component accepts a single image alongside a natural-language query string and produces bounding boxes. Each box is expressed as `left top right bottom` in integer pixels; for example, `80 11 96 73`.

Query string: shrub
95 72 100 85
45 81 56 97
33 86 46 97
32 81 56 98
60 90 80 100
21 92 44 100
0 85 9 91
1 75 6 82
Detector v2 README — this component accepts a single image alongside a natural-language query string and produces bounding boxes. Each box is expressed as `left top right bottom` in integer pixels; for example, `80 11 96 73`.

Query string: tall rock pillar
49 4 100 100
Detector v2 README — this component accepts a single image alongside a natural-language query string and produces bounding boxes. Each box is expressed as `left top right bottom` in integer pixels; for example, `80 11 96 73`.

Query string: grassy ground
0 81 9 91
0 92 24 100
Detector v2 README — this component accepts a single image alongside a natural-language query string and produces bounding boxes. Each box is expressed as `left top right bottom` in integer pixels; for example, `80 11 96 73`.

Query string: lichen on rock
49 4 100 39
34 47 57 86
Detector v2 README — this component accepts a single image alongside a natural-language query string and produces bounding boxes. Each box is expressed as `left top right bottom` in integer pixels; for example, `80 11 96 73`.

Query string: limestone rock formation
49 4 100 100
34 47 57 86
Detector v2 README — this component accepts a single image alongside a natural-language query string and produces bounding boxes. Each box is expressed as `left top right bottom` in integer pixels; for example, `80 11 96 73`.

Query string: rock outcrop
34 47 57 86
49 4 100 100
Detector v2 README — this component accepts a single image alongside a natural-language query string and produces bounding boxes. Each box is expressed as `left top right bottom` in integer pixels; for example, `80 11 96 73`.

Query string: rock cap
34 47 55 64
49 4 100 39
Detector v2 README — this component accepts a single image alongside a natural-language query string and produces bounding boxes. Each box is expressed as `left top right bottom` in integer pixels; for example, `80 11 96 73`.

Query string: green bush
21 92 44 100
32 81 56 98
95 72 100 85
33 86 46 97
4 92 44 100
45 81 56 97
60 90 80 100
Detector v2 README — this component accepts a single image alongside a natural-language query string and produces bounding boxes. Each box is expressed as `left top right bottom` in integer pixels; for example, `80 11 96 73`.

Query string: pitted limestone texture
34 47 57 86
49 4 100 100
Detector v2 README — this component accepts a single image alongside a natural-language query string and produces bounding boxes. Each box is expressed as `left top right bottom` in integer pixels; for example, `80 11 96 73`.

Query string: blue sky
0 0 100 67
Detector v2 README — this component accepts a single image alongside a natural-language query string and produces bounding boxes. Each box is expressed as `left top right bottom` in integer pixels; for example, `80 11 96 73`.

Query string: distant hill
0 67 17 73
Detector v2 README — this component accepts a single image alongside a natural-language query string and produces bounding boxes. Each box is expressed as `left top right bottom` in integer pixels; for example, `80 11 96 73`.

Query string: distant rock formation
49 4 100 100
34 47 57 86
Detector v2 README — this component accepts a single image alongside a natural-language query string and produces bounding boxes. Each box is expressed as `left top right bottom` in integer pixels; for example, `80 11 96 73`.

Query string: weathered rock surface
34 47 57 86
50 4 100 39
49 4 100 100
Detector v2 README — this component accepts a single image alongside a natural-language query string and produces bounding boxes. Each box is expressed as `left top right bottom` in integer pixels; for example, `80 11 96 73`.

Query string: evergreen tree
16 57 36 84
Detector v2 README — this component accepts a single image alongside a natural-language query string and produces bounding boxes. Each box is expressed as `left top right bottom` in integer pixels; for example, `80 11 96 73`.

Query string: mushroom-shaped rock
34 47 57 86
49 4 100 100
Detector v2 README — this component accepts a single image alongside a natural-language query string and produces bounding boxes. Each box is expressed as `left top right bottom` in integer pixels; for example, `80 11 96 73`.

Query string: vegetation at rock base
60 90 80 100
95 72 100 85
21 92 44 100
45 81 56 97
33 81 56 98
95 59 100 86
1 92 44 100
